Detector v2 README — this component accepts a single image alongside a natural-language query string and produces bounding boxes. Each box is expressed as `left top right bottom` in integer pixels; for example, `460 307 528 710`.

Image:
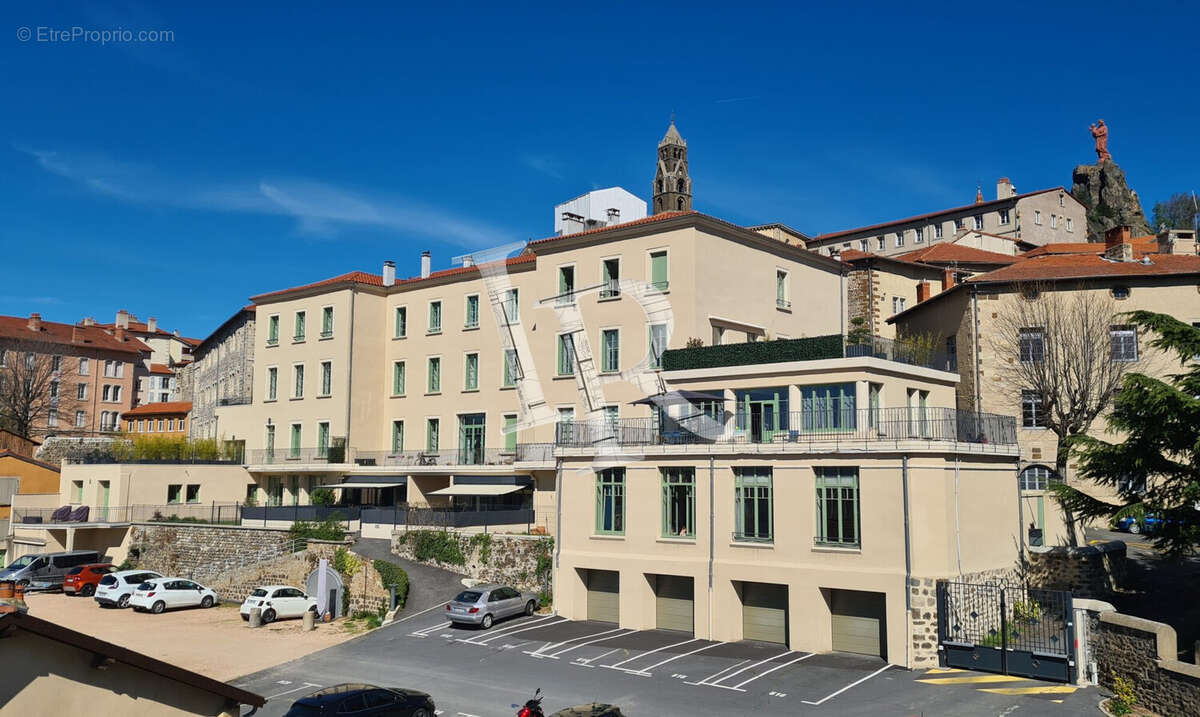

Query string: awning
428 484 528 496
630 390 727 406
320 482 405 489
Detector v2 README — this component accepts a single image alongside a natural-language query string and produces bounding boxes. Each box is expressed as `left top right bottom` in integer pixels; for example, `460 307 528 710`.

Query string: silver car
445 584 536 629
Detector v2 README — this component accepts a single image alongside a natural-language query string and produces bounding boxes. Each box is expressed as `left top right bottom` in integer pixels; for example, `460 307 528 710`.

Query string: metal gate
937 581 1075 683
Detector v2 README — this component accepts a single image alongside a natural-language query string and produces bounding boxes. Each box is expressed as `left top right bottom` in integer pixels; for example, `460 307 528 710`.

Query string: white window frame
292 363 304 399
599 327 620 374
1034 210 1042 225
319 360 332 397
999 208 1011 225
427 300 443 334
266 366 278 401
464 293 480 329
320 305 334 338
394 306 408 338
934 224 944 239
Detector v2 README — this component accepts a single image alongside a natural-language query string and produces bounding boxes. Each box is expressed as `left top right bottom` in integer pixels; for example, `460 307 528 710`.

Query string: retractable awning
427 484 528 496
319 481 405 489
630 390 727 406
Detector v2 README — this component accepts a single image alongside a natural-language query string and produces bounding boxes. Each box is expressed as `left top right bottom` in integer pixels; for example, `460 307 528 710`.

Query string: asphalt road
351 537 469 621
234 610 1098 717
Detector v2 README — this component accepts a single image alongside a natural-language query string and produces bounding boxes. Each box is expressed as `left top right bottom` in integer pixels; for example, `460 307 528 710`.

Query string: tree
0 341 80 440
990 284 1137 545
1151 192 1199 232
1057 312 1200 557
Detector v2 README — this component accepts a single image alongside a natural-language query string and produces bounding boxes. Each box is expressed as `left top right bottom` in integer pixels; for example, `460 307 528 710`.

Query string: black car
284 684 435 716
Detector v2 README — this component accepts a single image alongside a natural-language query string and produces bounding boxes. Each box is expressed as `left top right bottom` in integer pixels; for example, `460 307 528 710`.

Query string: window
596 468 625 535
293 364 304 398
601 329 619 373
1117 475 1147 494
649 250 669 291
954 217 965 232
1019 328 1045 363
426 418 439 451
503 289 519 323
317 422 330 458
49 380 59 399
859 239 869 251
649 324 668 369
875 236 885 250
601 258 620 298
321 306 333 337
914 227 924 243
1111 286 1130 300
267 315 279 345
71 480 84 503
946 336 957 368
1021 390 1045 428
74 410 85 427
51 355 62 372
934 224 944 239
1111 326 1138 362
0 349 5 367
392 361 406 395
320 361 332 396
47 409 58 428
394 307 407 338
289 424 302 458
294 311 306 341
503 414 518 452
557 266 575 305
265 424 275 460
973 214 984 230
267 367 278 400
891 296 906 315
604 404 620 430
427 357 441 392
661 468 695 538
167 484 182 504
868 382 882 430
734 468 773 542
112 386 122 402
465 295 479 328
557 406 575 443
999 208 1011 225
138 419 145 432
157 419 164 432
502 349 519 387
557 334 575 376
464 353 479 390
1066 218 1074 232
1019 465 1058 491
815 467 860 547
1051 214 1058 229
428 301 442 333
1034 210 1042 225
894 231 905 247
167 419 174 431
800 383 856 431
186 484 200 503
391 420 404 453
102 385 111 402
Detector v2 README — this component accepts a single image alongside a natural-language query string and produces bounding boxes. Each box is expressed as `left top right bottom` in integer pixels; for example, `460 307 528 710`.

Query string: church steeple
652 120 691 214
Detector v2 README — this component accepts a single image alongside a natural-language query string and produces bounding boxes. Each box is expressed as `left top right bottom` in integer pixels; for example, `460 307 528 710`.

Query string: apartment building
554 187 646 235
178 305 256 440
892 226 1200 542
836 250 952 340
234 210 849 530
94 311 200 407
808 179 1086 258
122 402 191 436
0 451 61 564
0 314 148 439
551 338 1020 667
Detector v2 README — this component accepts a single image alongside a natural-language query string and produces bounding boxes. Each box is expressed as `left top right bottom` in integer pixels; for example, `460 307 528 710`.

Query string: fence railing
361 505 535 530
244 443 556 467
241 505 362 523
245 446 347 464
13 502 243 525
660 333 957 373
556 407 1016 449
63 448 244 465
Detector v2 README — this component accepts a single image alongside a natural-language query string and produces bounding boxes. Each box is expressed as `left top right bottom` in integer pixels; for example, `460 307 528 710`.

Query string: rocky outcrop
1072 162 1152 240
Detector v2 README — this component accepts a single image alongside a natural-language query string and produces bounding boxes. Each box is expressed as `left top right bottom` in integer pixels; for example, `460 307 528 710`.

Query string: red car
63 563 116 596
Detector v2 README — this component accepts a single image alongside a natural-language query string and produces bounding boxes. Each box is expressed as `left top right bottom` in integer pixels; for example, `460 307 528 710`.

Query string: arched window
677 178 686 192
676 197 685 210
1019 465 1057 491
656 179 663 193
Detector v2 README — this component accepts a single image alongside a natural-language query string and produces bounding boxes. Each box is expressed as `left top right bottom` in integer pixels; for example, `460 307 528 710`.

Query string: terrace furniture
50 505 71 522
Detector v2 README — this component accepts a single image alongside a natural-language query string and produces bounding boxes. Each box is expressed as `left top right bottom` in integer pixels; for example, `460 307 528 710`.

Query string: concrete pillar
302 609 315 631
249 607 262 628
65 527 76 551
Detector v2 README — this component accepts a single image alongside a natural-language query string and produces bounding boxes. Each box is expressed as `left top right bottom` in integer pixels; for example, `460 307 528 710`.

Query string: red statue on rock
1090 119 1111 163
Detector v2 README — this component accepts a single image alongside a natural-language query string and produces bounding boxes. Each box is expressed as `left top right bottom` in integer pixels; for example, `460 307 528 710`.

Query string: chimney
27 313 42 332
916 281 932 303
420 251 431 279
1105 225 1134 261
116 310 130 330
560 212 585 235
115 327 126 342
147 317 157 333
382 260 396 287
941 268 956 291
461 256 475 267
82 317 95 326
996 177 1014 200
1157 227 1198 256
72 324 82 343
606 207 621 225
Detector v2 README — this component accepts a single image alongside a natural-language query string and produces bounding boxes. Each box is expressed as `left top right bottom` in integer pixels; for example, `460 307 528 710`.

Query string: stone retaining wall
391 529 553 593
130 524 293 579
1024 541 1126 598
1090 609 1200 716
909 566 1022 668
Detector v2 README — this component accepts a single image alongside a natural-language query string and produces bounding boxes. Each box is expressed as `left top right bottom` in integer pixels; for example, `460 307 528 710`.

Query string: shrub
469 533 493 564
685 337 704 349
662 334 844 371
373 559 409 609
1109 672 1136 715
1011 599 1042 625
534 537 554 586
288 515 346 542
538 590 552 610
404 530 466 565
310 488 336 506
333 547 361 577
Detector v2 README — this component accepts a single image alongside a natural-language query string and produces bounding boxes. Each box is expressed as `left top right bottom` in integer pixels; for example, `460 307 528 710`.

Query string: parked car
0 550 100 588
62 563 116 596
1117 514 1164 534
130 577 218 614
94 569 164 608
446 584 536 629
284 683 435 716
240 585 318 623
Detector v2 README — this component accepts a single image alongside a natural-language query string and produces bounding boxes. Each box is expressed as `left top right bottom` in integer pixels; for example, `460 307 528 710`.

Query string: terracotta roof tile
1021 236 1158 257
968 253 1200 283
122 401 192 416
895 244 1018 265
148 363 174 375
0 316 149 355
527 211 696 247
0 451 61 473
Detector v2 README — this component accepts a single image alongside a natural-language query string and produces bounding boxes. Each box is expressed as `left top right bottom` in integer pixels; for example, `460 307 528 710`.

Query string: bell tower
652 120 691 214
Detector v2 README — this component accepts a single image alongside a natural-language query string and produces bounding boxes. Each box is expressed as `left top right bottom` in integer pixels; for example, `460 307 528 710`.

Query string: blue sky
2 1 1196 339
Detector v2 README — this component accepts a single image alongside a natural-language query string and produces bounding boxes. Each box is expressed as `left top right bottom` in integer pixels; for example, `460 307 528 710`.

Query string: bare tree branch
0 340 84 439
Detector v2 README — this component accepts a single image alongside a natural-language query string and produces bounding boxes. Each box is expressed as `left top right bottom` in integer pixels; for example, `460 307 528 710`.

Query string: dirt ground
23 591 362 682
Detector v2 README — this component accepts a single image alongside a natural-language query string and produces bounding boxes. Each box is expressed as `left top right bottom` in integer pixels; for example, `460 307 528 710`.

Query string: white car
129 577 218 614
239 585 318 623
94 569 163 608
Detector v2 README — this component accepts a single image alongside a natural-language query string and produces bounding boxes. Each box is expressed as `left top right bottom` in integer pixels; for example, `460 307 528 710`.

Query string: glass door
458 414 486 465
98 480 110 521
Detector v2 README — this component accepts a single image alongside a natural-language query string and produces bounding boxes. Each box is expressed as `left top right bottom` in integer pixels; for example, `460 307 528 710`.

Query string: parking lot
234 608 1099 716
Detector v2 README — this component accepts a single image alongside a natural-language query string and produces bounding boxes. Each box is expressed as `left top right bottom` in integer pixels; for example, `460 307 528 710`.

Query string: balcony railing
13 502 242 525
661 333 957 373
351 444 554 468
599 280 621 299
245 446 346 465
361 505 534 529
555 407 1017 449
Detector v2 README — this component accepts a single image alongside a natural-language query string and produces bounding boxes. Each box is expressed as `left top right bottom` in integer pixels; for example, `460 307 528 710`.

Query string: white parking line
392 603 449 623
265 682 322 700
539 628 634 659
606 637 699 669
684 659 750 686
620 641 721 676
800 664 896 705
410 621 451 637
728 652 814 690
576 647 621 665
458 615 563 645
691 650 792 688
527 626 628 657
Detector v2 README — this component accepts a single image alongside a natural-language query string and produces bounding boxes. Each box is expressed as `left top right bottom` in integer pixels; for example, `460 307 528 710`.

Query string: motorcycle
515 688 544 717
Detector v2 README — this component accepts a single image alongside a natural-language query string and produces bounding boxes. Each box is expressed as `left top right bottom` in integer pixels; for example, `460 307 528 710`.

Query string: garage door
741 582 788 645
586 570 620 624
830 589 886 658
654 575 694 634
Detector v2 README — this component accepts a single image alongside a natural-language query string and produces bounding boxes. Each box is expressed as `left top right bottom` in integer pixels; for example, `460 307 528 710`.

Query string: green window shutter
427 419 439 451
504 415 517 451
650 251 668 290
428 358 440 392
392 421 403 452
393 361 405 395
322 307 333 335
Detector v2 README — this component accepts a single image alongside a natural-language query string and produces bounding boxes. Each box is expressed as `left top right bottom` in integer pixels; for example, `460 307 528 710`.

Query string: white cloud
19 146 510 247
520 153 564 179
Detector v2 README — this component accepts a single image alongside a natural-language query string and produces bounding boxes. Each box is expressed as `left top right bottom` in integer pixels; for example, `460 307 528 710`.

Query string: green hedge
397 530 466 565
661 334 844 371
373 559 410 609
